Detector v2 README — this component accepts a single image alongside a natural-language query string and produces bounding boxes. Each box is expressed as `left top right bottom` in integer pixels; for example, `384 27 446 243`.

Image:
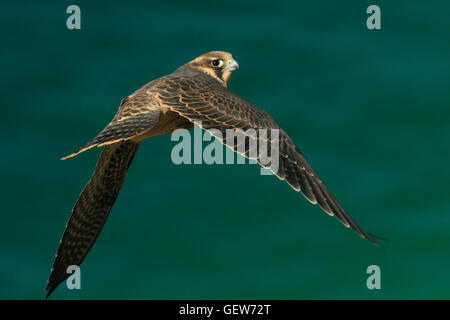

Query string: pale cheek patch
222 70 232 85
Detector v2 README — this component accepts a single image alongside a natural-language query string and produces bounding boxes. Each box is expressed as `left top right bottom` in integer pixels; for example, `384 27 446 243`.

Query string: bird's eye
211 59 223 68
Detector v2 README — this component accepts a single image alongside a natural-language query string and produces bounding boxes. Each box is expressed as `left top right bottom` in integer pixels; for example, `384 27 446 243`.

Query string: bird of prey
45 51 376 298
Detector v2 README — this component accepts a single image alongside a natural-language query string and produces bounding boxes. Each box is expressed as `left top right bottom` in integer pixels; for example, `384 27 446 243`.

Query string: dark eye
211 59 223 68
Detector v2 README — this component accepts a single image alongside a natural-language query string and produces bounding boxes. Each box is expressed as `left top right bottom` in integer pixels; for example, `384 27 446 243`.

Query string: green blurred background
1 0 449 299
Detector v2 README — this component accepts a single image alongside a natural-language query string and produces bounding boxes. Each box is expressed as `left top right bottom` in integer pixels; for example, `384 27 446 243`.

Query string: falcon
45 51 376 298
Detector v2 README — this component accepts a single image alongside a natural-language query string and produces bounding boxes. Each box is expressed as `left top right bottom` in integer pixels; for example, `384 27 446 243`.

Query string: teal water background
1 1 450 299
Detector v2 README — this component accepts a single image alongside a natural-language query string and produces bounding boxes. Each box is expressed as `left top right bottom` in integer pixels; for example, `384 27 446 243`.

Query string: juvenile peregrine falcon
45 51 376 298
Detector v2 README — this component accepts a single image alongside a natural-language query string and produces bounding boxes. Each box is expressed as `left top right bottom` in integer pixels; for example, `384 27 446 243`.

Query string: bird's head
187 51 239 87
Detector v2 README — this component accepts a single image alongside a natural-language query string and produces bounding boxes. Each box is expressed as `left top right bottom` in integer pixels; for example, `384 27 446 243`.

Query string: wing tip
364 234 378 245
44 280 56 299
366 232 389 245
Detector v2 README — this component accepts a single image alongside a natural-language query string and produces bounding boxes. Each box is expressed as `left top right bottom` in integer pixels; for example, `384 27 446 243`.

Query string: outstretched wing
156 69 375 243
45 140 140 298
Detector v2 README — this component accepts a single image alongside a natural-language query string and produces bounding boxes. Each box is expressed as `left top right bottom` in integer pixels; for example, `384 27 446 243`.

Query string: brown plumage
46 51 375 298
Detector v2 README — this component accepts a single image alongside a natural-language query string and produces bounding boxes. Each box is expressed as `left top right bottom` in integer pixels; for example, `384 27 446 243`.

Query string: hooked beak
224 58 240 71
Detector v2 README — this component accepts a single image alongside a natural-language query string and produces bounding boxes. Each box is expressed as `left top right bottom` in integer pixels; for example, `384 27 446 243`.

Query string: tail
61 109 160 160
